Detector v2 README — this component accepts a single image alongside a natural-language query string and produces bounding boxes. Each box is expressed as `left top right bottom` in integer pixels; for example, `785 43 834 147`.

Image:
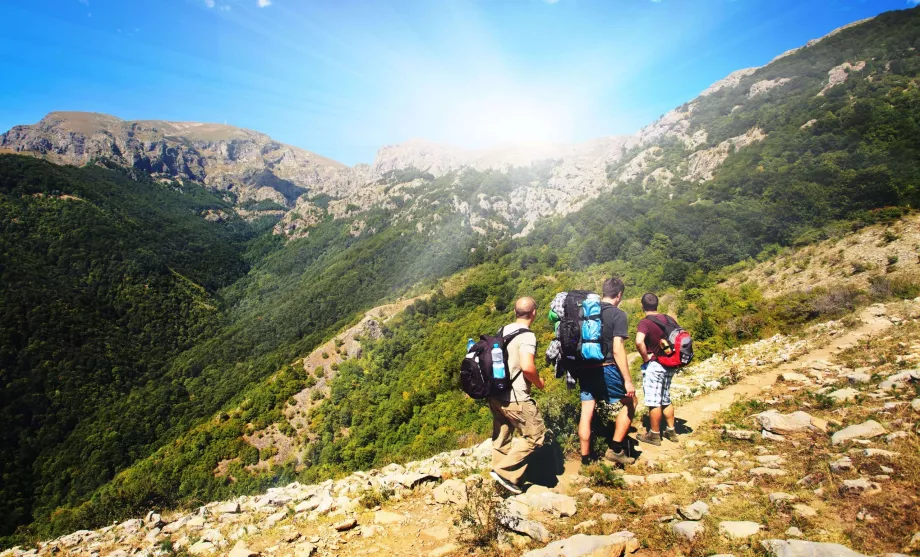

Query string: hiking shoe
637 431 662 446
490 471 522 495
663 428 679 443
603 448 636 466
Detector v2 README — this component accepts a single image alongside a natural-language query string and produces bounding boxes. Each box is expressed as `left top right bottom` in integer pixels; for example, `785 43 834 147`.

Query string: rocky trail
5 300 919 557
631 303 896 465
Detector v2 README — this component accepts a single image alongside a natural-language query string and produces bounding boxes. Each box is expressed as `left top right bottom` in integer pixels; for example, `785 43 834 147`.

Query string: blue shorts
579 365 627 402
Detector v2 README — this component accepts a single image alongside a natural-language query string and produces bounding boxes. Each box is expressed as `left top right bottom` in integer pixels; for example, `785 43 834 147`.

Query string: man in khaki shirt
489 297 546 495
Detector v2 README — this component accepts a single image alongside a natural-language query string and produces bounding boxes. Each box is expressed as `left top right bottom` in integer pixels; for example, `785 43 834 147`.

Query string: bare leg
663 404 675 429
648 406 662 433
613 398 635 443
579 400 596 457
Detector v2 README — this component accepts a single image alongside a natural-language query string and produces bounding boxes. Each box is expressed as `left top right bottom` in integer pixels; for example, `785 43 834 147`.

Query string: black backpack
461 326 532 399
557 290 604 364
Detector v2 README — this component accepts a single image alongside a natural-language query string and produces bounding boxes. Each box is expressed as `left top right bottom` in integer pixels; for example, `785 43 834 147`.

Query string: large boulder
522 532 638 557
762 539 867 557
831 421 886 445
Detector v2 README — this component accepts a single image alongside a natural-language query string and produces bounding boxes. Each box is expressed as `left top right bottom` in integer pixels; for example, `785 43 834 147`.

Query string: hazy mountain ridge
0 13 890 242
0 111 368 208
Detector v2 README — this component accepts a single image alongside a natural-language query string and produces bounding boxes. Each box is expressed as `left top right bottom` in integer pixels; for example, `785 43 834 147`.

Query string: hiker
489 296 547 494
635 292 680 445
577 277 636 467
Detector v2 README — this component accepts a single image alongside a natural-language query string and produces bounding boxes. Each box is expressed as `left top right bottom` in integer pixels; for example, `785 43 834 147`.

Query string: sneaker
490 470 522 495
637 431 662 446
663 428 679 443
603 448 636 466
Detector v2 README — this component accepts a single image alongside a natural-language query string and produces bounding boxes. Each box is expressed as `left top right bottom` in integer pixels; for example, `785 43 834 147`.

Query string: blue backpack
557 290 605 364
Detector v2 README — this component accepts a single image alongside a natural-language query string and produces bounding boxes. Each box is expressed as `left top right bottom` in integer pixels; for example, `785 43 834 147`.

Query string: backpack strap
645 314 672 333
501 327 533 384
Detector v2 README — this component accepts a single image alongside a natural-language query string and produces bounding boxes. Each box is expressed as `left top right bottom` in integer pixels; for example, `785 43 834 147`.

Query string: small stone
863 448 897 458
792 504 818 518
501 514 551 543
827 388 860 403
647 473 682 485
589 492 609 506
672 521 705 542
831 421 886 445
830 456 853 472
840 478 882 497
678 501 709 521
601 513 620 523
333 518 357 531
719 521 762 539
754 411 819 434
215 502 241 514
750 467 787 477
292 542 316 557
622 475 646 486
574 520 597 533
762 539 867 557
432 480 467 505
521 532 637 557
847 373 872 384
723 427 758 441
769 492 795 506
786 527 804 537
886 431 908 443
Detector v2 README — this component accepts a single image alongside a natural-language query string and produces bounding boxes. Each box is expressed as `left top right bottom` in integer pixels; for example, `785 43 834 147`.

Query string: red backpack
646 315 694 367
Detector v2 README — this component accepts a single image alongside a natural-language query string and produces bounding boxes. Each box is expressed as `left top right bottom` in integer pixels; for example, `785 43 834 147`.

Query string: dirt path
626 305 893 463
550 305 894 485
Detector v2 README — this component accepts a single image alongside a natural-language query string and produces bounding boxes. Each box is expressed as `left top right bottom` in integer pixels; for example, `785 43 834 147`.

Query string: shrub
359 487 393 509
581 463 625 487
455 483 507 547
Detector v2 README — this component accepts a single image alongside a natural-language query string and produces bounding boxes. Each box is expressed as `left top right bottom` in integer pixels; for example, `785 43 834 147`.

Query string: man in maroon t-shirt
634 292 679 446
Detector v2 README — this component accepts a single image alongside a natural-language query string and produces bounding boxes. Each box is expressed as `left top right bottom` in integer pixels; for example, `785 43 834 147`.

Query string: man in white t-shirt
489 297 546 495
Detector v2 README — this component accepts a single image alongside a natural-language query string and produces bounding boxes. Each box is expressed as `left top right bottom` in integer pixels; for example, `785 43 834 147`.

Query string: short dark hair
602 277 625 299
641 292 659 311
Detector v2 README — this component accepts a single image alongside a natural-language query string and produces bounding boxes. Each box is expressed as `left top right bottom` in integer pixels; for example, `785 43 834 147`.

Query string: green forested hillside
4 6 920 548
0 156 249 536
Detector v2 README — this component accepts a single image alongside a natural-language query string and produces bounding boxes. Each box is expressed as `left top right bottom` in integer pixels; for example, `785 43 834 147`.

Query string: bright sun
439 91 573 147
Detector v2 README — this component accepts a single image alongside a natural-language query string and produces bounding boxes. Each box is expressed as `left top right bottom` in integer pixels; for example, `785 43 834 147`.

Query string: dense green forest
3 6 920 548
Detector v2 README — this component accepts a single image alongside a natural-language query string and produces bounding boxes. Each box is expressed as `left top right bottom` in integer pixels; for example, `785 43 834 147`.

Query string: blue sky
0 0 910 165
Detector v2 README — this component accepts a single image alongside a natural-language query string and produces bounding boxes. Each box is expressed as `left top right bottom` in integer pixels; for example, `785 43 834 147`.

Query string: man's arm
519 351 544 390
613 336 634 398
636 331 651 363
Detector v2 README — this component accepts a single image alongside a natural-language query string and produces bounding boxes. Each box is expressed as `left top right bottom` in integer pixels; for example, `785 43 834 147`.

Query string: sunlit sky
0 0 910 165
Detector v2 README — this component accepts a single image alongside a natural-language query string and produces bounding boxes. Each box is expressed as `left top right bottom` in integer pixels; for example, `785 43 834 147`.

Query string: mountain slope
0 111 364 208
0 156 251 537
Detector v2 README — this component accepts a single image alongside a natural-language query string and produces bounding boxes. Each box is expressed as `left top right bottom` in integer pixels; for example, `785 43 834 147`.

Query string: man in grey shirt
489 297 547 495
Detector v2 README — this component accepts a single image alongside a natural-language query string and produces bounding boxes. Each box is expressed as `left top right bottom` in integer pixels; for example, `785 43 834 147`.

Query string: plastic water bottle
466 338 475 351
491 344 506 380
